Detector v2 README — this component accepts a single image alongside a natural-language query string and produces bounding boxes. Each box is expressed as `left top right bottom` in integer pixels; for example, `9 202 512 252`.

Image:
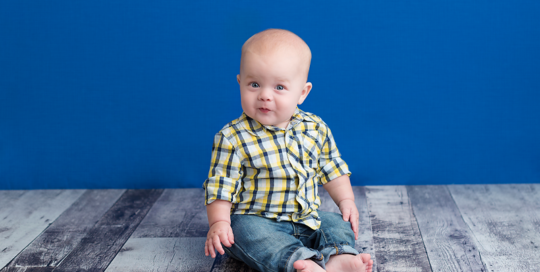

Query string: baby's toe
293 259 323 272
359 253 371 264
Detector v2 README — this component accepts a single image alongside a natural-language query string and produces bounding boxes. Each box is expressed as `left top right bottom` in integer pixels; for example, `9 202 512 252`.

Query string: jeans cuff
285 247 323 272
285 245 359 272
320 244 360 266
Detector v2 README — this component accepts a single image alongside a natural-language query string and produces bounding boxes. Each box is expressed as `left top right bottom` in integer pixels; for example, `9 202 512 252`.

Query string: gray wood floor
1 184 539 272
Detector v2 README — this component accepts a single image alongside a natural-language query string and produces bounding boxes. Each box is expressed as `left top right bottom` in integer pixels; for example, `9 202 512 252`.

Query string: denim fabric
223 211 359 272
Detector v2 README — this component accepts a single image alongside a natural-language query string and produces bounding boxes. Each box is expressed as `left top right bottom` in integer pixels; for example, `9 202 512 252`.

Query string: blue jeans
223 211 359 272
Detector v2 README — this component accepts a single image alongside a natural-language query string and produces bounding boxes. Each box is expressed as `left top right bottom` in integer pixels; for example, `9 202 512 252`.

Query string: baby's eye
276 85 284 90
251 82 260 88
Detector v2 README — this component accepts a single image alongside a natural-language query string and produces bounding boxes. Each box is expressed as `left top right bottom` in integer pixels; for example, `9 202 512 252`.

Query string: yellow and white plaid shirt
203 108 350 229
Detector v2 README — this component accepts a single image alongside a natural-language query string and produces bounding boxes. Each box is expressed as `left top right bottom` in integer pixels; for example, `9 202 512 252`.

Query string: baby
203 29 373 272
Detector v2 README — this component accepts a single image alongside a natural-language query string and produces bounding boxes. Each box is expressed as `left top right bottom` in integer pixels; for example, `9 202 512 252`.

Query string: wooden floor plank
448 184 540 272
0 190 85 269
407 185 487 272
115 188 211 271
2 190 125 271
366 186 432 272
351 186 376 259
105 237 214 272
131 188 208 238
1 267 51 272
52 189 163 272
1 184 537 271
0 191 27 214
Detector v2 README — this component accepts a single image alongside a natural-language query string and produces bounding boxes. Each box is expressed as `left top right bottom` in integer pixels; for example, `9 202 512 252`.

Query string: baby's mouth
259 107 271 113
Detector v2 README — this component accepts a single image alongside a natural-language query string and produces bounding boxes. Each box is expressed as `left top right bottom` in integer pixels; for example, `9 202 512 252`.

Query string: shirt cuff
204 176 237 205
319 158 351 185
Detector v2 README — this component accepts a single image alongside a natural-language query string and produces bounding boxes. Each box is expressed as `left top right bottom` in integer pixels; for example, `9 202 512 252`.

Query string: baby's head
237 29 312 129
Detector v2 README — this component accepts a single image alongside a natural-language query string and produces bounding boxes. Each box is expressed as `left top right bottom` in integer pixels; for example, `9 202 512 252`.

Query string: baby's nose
258 89 272 101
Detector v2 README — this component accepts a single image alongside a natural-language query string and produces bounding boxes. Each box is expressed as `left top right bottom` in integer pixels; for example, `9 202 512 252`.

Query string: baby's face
237 49 311 129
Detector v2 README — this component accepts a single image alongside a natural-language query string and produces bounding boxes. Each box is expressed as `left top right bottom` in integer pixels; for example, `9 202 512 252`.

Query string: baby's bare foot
293 259 326 272
362 254 373 272
326 253 372 272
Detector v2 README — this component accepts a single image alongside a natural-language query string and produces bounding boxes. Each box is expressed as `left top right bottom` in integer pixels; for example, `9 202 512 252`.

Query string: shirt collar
242 107 311 137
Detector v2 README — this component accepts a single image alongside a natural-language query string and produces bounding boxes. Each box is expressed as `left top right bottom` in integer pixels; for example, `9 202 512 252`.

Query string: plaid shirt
203 108 350 229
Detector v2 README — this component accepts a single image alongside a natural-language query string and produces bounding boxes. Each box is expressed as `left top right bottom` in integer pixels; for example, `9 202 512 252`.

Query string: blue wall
1 1 539 189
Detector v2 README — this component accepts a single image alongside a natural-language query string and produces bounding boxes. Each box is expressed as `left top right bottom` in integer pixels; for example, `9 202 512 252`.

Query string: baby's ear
237 74 241 84
298 82 312 105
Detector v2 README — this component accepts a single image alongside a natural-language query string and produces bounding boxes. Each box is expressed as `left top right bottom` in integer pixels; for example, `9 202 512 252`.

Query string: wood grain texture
1 267 53 272
448 184 540 272
407 185 487 272
2 185 539 272
2 190 125 272
366 186 432 272
132 188 208 238
0 191 26 213
106 238 214 272
52 189 163 272
0 190 85 269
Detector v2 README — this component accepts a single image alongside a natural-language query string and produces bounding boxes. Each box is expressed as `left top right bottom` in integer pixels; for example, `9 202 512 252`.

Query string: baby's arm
323 174 359 240
205 199 235 258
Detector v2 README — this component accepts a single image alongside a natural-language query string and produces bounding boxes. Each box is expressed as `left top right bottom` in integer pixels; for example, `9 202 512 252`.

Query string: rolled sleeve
203 133 242 205
318 127 351 185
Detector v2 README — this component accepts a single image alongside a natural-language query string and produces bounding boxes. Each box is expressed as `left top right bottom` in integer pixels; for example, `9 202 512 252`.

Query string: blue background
1 1 539 189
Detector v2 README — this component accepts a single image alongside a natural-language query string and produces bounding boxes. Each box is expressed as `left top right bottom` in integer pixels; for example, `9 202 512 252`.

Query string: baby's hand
338 199 359 240
205 221 235 258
